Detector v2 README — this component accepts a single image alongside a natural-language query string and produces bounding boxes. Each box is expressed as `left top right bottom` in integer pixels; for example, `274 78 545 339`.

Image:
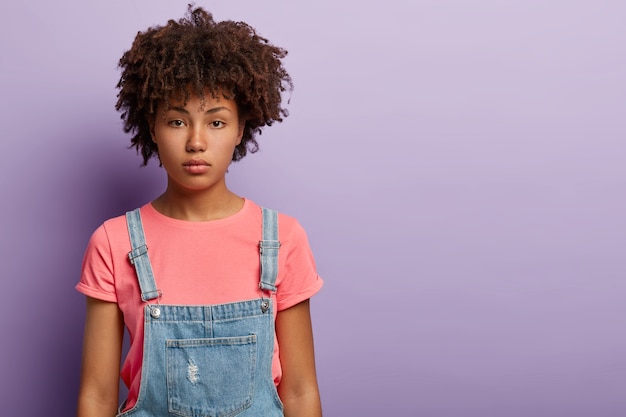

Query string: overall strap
259 207 280 292
125 208 162 302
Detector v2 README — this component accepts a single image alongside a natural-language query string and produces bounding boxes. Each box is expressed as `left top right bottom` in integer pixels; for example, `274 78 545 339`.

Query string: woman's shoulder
248 202 312 250
100 204 148 230
245 200 304 233
87 203 152 249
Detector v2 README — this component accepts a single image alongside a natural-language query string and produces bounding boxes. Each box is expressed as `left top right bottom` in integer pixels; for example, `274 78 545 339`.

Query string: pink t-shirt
76 199 323 410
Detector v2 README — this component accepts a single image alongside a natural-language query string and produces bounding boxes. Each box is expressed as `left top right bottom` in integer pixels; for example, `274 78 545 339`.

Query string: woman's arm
276 299 322 417
77 297 124 417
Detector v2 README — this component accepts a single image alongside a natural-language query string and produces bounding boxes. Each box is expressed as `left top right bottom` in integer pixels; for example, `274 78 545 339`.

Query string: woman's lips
182 159 210 174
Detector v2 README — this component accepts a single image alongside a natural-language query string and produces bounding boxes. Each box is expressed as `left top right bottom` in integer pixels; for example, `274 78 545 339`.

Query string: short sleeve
75 224 118 302
275 217 323 311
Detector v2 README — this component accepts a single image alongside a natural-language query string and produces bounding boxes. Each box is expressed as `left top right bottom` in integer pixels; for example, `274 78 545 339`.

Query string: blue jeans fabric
119 207 283 417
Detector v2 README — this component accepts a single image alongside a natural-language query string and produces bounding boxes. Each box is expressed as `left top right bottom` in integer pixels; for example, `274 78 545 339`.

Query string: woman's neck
151 186 244 222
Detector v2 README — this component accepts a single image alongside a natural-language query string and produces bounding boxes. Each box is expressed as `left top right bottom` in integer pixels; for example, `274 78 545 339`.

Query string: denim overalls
119 207 284 416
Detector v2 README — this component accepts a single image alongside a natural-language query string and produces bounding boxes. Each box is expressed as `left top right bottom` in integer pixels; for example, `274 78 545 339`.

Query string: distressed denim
119 207 283 417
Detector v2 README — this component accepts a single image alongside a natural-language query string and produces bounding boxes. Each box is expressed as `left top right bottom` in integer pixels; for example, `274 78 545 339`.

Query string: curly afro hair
115 5 293 165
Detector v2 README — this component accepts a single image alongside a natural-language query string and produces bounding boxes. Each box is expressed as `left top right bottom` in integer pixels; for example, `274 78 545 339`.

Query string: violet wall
1 1 625 415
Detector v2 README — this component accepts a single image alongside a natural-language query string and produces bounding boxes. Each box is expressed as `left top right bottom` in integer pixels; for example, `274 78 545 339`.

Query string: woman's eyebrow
168 106 189 114
205 106 232 114
168 106 231 114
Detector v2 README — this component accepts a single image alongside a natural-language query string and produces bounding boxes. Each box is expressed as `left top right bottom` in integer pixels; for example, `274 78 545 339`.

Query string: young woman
76 6 323 417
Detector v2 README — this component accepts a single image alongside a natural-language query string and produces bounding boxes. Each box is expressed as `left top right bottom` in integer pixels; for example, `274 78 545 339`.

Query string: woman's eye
168 120 185 127
211 121 224 128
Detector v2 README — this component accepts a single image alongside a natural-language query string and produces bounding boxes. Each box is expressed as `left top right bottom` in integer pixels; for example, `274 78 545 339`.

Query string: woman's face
151 91 243 195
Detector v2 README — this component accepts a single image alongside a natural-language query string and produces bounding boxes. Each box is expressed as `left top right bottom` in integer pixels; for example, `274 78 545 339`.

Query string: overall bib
119 207 284 417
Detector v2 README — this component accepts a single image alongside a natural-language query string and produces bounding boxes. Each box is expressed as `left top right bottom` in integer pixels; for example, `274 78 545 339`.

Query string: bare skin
276 299 323 417
77 92 322 416
77 298 123 417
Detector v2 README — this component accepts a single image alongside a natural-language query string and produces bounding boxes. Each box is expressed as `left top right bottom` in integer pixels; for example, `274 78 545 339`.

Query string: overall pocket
166 335 257 417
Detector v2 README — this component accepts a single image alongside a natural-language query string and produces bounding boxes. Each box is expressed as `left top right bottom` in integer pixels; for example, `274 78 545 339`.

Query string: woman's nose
186 127 207 152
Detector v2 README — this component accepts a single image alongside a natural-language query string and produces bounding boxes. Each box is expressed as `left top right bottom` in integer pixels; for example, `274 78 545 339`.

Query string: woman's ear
236 121 245 146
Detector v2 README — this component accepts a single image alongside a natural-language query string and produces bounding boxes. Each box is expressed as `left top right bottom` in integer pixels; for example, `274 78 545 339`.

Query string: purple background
1 1 625 415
